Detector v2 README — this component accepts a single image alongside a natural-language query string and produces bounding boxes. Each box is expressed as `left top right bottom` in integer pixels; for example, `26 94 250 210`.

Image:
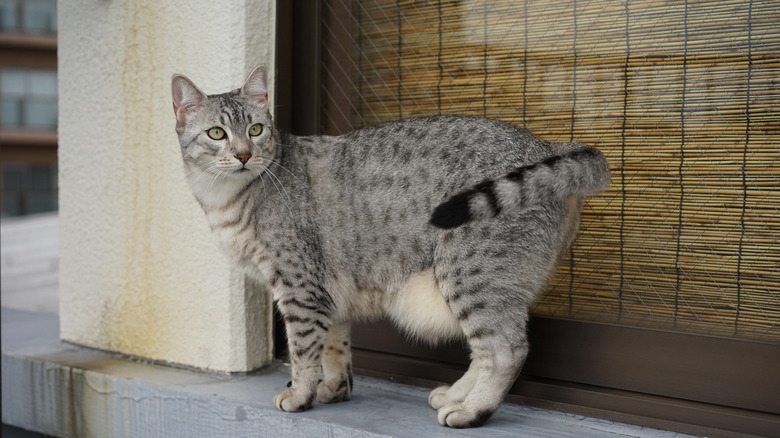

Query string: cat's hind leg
431 277 531 427
432 215 558 427
317 322 353 403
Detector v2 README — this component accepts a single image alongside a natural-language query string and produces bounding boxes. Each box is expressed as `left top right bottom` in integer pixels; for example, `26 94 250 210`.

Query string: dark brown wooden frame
274 2 780 436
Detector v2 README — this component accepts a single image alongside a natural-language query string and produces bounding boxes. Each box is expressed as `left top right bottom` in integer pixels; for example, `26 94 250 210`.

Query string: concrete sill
2 308 692 438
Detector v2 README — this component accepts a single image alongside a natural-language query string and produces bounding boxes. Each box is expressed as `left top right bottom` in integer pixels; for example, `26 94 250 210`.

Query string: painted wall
58 0 275 372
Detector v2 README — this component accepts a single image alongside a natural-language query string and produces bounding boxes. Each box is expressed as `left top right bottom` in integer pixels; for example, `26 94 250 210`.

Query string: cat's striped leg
435 276 532 428
273 294 333 412
429 197 566 427
317 322 353 403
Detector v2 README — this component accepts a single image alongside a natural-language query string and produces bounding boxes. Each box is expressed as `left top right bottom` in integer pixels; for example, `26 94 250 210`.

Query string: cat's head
171 66 274 186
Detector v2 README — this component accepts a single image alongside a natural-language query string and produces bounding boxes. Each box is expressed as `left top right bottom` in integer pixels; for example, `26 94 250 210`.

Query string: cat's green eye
207 127 226 140
248 123 264 137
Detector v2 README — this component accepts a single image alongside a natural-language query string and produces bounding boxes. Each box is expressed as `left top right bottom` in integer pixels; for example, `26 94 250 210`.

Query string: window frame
0 68 58 131
274 2 780 436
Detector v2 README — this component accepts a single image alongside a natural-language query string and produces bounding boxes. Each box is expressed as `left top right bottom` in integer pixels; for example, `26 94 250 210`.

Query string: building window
0 68 57 131
0 0 57 35
0 163 57 216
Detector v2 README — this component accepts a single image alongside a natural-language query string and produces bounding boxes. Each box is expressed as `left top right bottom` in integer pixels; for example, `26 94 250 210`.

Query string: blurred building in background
0 0 57 217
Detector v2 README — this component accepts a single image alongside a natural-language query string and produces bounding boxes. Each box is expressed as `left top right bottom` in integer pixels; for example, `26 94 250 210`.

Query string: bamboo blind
321 0 779 342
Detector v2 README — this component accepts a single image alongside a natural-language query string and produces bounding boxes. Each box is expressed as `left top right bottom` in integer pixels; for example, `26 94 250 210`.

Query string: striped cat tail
429 144 610 229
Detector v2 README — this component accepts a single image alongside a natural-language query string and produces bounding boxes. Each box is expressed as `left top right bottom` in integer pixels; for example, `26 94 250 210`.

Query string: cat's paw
437 402 493 428
273 388 314 412
317 378 352 404
428 385 453 410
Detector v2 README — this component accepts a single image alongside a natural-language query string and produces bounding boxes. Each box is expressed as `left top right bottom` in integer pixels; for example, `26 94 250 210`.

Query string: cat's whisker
191 166 224 193
261 167 295 217
208 168 229 194
183 160 220 181
255 155 306 186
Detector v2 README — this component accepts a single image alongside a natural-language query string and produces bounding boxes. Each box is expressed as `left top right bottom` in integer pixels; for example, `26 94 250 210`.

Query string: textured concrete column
58 0 275 372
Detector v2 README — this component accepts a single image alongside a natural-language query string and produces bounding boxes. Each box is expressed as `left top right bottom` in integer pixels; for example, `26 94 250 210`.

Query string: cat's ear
240 65 268 107
171 74 206 123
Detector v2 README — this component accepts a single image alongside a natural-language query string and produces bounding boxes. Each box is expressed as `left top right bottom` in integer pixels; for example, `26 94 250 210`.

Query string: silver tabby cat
171 66 609 428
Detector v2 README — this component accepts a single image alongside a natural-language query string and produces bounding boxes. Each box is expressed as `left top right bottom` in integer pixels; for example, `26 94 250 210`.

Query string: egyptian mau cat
171 66 609 428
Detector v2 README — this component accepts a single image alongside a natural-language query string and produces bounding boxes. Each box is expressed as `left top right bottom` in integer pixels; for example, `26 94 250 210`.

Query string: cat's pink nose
236 154 252 164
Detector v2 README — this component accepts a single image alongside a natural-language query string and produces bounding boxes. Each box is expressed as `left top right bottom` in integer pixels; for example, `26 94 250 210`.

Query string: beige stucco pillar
58 0 275 372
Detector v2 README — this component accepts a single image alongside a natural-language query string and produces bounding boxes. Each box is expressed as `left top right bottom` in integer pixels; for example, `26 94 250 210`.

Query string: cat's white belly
335 270 463 343
330 270 464 343
384 270 463 343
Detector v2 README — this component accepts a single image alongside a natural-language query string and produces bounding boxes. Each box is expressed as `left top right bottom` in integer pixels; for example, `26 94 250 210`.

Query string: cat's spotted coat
171 66 609 428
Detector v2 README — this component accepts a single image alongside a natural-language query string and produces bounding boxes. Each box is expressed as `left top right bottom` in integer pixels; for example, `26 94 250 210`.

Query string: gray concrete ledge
2 308 695 438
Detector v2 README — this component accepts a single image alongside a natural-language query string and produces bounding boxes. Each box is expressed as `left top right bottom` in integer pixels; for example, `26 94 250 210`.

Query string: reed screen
322 0 779 341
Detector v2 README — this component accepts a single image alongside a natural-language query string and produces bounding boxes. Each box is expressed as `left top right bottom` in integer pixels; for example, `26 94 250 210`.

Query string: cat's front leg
317 322 353 404
274 295 333 412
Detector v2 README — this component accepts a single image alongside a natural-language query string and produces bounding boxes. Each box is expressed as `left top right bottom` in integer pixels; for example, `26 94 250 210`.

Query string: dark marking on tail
429 192 473 229
430 180 501 229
